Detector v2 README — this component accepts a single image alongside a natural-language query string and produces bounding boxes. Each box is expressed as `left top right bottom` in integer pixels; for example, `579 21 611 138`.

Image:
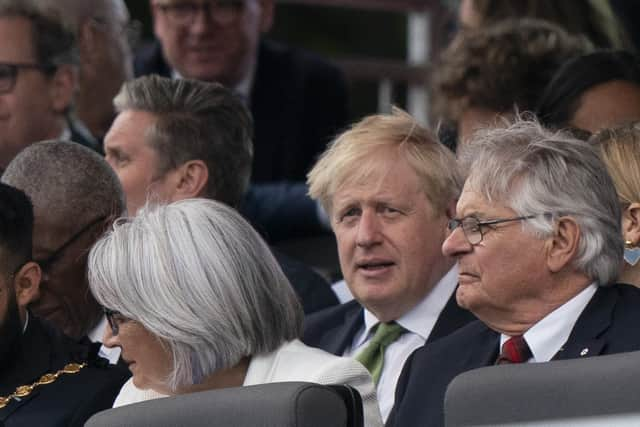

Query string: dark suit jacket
67 115 102 155
134 38 349 183
388 284 640 427
302 291 476 356
0 315 130 427
273 249 338 314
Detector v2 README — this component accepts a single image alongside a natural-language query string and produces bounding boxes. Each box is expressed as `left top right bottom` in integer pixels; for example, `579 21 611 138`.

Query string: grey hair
1 140 125 226
0 0 78 67
114 75 253 208
458 119 622 285
88 198 303 391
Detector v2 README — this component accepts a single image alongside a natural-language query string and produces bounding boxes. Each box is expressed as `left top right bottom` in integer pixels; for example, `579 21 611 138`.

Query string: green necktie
355 322 407 384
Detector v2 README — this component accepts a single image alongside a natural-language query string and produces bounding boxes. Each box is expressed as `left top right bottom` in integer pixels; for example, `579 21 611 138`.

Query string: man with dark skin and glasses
0 182 128 427
2 140 126 363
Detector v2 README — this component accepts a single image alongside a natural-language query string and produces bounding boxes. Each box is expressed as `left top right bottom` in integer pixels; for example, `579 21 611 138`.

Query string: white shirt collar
22 310 29 333
500 282 598 362
357 263 459 346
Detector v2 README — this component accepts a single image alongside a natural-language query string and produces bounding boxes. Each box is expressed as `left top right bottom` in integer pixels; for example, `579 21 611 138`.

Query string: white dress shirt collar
500 282 598 363
357 263 459 347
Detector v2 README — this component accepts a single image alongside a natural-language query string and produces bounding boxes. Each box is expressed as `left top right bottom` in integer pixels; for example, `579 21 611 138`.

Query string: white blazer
113 339 383 427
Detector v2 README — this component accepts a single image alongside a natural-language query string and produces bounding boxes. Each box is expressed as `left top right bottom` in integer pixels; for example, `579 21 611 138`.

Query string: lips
356 259 395 270
458 270 480 284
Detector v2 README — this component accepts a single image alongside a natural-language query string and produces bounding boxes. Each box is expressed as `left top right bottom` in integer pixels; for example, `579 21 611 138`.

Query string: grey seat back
85 381 362 427
445 351 640 426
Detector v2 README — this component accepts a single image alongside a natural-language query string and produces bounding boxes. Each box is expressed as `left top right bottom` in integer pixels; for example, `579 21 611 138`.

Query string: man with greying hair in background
1 141 126 363
103 75 338 314
302 108 476 422
0 0 101 172
0 182 128 426
38 0 135 141
388 120 640 427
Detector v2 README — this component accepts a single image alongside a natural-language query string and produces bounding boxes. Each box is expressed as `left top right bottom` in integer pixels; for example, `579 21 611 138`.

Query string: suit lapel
320 302 364 355
553 286 615 361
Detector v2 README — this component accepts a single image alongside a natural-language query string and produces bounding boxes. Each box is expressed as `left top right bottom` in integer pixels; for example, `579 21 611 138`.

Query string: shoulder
112 378 167 408
258 39 343 78
258 340 383 427
1 361 129 427
304 300 362 339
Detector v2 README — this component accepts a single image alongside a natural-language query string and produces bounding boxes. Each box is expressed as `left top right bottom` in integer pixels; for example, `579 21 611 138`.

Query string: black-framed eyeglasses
448 214 548 245
34 216 107 272
0 62 56 94
155 0 246 27
103 307 130 336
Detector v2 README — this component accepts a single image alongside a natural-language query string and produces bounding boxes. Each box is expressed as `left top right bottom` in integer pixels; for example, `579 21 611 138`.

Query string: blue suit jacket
303 292 476 356
388 284 640 427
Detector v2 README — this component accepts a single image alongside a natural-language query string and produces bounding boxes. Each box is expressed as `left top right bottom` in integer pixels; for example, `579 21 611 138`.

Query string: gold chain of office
0 362 86 409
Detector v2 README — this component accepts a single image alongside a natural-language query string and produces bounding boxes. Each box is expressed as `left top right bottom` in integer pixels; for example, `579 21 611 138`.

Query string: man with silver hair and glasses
303 108 476 422
88 198 383 427
388 120 640 427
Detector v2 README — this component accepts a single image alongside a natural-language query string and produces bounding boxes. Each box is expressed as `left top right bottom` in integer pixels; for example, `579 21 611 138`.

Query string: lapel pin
580 348 589 356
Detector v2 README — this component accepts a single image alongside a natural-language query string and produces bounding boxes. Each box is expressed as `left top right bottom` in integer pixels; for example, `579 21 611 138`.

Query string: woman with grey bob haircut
458 119 623 285
88 199 383 425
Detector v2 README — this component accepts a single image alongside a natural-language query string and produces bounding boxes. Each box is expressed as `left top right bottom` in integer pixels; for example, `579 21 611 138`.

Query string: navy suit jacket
0 315 129 427
303 292 476 356
388 284 640 427
272 249 338 314
134 38 349 183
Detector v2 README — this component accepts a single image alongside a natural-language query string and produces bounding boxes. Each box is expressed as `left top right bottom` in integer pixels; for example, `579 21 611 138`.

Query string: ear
172 160 209 200
14 261 41 309
622 203 640 246
546 216 581 273
48 64 78 114
259 0 275 33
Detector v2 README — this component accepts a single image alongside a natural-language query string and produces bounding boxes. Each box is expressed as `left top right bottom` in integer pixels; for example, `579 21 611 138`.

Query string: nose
442 226 472 257
191 5 215 33
102 324 120 348
356 209 382 248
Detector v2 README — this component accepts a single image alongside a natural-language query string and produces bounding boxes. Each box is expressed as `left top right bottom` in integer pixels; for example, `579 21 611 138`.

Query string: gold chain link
0 362 86 409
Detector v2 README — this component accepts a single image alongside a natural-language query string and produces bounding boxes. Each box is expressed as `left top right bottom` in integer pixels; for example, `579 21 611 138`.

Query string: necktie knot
356 322 407 384
496 335 532 364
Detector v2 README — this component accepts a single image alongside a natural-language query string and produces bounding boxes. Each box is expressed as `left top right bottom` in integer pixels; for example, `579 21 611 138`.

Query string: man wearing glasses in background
387 120 640 427
136 0 348 185
2 140 126 364
0 182 128 426
0 0 102 173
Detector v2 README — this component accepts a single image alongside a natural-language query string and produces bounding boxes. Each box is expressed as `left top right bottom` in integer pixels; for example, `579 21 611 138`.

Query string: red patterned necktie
496 335 532 364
